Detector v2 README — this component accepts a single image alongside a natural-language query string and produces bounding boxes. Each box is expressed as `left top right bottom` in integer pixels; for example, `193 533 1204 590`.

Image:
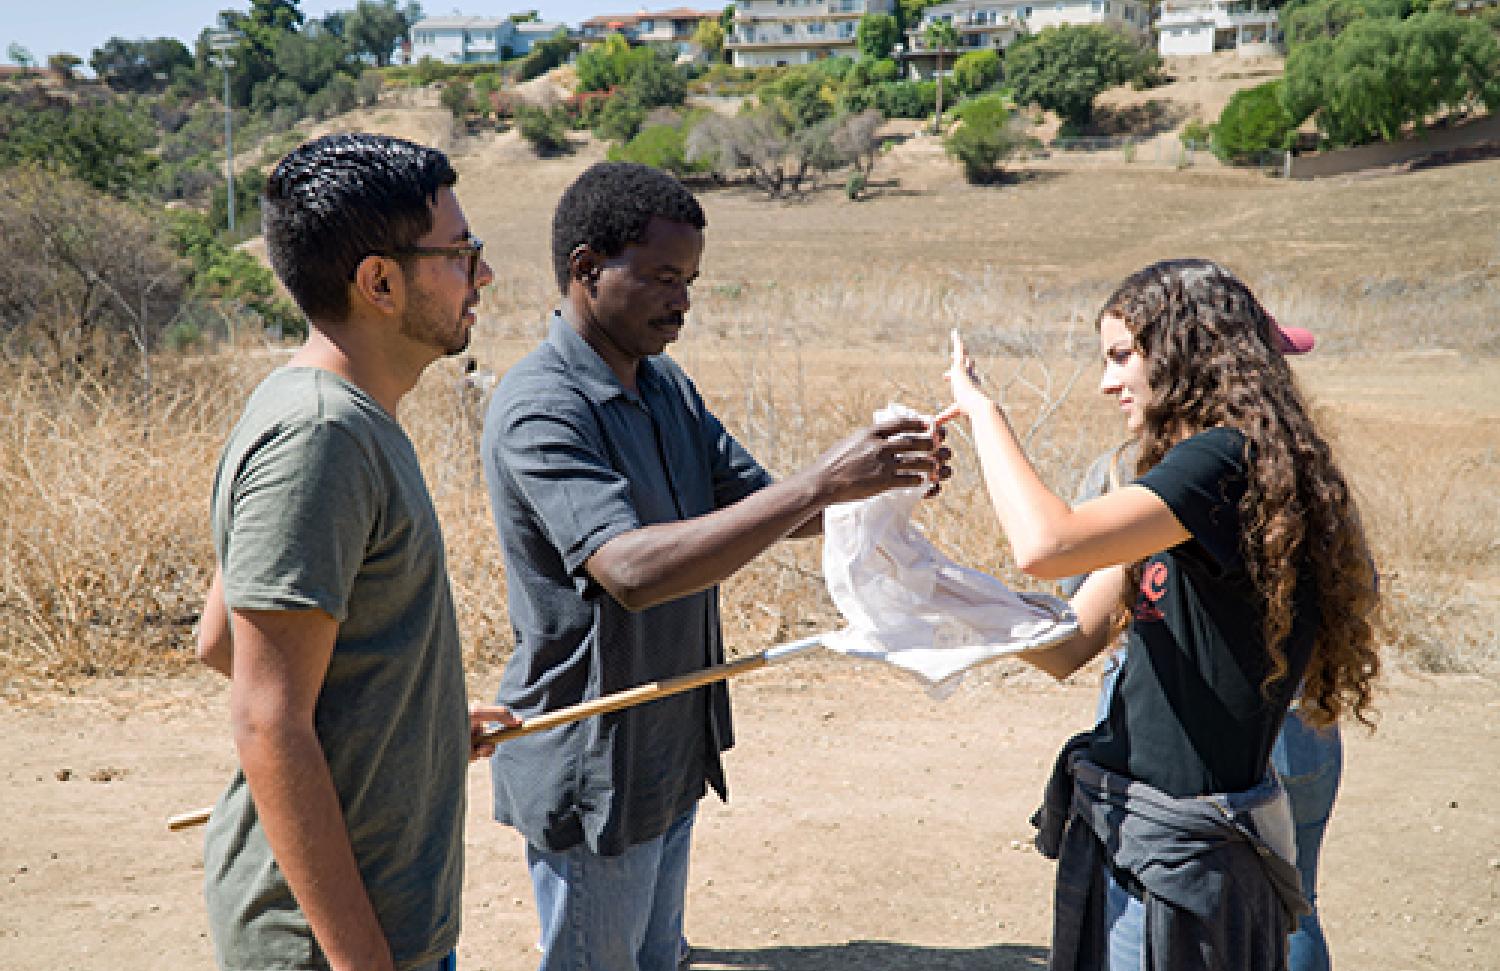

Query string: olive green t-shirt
204 367 468 970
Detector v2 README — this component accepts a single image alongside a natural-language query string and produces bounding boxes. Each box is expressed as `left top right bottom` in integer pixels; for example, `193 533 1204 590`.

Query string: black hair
550 162 706 294
262 133 457 322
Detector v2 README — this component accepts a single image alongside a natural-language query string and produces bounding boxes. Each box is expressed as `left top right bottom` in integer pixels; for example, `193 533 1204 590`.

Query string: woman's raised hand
936 328 992 427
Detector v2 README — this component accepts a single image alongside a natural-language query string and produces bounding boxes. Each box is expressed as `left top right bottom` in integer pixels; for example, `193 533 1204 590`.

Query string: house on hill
408 14 567 63
578 7 721 55
898 0 1152 78
726 0 897 68
1154 0 1282 56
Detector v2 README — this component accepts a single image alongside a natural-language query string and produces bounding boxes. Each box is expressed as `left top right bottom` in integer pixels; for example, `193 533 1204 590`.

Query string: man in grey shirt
196 133 516 971
481 162 950 971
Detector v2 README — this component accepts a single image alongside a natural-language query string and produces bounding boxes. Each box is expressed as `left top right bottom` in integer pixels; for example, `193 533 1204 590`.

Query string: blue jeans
1271 710 1342 971
411 951 456 971
526 804 696 971
1104 868 1145 971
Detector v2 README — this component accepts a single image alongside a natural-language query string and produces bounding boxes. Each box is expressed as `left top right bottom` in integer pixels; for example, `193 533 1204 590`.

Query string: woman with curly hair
937 259 1380 971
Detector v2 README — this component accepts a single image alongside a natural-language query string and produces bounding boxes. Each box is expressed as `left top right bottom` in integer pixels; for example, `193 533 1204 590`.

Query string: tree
623 50 687 108
1282 11 1500 146
0 87 157 196
440 79 473 119
831 108 885 181
48 53 82 81
1280 0 1409 48
7 43 36 74
857 14 902 61
270 24 351 96
693 19 726 63
684 106 881 197
757 64 837 129
951 48 1000 97
943 93 1028 182
897 0 940 30
211 0 309 106
345 0 414 66
576 33 635 91
923 19 959 133
90 37 195 93
0 165 184 381
516 105 571 155
1212 80 1296 161
1003 25 1157 128
607 121 714 175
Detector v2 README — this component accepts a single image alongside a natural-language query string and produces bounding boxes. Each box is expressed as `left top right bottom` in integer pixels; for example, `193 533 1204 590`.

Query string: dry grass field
2 102 1498 970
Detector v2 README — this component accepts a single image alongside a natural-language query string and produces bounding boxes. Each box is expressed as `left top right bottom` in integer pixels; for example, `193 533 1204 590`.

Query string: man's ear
351 254 402 315
569 244 602 293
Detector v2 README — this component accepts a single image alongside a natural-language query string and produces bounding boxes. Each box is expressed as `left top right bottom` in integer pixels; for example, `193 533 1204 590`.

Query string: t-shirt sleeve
221 420 377 622
1135 427 1248 574
491 393 643 576
703 408 773 509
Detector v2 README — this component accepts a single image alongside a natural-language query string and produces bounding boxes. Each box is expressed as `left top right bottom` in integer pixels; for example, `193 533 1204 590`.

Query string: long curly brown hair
1099 259 1380 728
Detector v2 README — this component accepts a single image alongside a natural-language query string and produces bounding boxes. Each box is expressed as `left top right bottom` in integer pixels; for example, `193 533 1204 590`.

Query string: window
809 21 826 33
783 21 796 34
639 19 654 31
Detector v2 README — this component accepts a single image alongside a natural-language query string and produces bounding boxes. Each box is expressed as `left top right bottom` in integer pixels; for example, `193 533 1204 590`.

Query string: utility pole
208 31 241 233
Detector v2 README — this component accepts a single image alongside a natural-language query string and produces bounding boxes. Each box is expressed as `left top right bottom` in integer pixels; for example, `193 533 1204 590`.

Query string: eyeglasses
385 237 486 287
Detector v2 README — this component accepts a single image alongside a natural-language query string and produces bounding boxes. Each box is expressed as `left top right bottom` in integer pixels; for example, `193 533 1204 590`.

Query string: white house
408 15 567 63
1155 0 1281 56
726 0 899 69
578 7 721 56
900 0 1151 78
510 19 570 54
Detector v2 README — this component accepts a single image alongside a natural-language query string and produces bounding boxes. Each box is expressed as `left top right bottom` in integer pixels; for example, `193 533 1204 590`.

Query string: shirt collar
544 311 662 405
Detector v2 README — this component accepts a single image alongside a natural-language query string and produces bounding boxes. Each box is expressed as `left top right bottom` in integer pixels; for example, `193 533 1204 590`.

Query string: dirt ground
1 660 1496 971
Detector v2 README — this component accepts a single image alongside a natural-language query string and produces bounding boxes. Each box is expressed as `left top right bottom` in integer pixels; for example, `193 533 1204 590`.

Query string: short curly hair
551 162 706 294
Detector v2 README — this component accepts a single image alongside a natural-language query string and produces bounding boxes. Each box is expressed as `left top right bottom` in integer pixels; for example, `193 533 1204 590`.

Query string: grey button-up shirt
481 314 773 855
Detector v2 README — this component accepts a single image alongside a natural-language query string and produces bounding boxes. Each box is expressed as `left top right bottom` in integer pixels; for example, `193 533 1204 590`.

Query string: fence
1027 135 1292 176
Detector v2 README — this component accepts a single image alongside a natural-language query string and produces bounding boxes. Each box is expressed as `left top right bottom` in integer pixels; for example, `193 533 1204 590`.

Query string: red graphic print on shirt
1134 560 1168 622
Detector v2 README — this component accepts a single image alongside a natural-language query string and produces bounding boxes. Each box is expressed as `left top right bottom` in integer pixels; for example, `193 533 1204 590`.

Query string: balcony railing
728 30 859 45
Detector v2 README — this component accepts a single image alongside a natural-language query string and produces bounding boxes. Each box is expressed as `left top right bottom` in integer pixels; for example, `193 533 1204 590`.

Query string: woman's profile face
1098 313 1149 435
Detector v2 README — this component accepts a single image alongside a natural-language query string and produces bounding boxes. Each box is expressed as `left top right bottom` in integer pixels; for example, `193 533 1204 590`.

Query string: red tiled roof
580 8 718 26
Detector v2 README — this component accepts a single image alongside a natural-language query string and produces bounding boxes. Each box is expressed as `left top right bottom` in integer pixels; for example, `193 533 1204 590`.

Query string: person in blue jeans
940 260 1381 970
480 162 951 971
1065 441 1342 971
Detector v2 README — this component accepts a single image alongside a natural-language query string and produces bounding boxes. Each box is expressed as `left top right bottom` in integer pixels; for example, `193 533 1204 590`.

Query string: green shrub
944 93 1027 183
1179 117 1212 150
1212 80 1295 162
870 79 937 119
164 209 304 338
606 123 705 175
952 49 1001 97
593 93 647 142
516 105 571 155
440 79 473 119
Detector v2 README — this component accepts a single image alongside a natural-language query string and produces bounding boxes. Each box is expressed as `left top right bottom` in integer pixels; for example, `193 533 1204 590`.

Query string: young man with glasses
196 133 516 971
480 162 949 971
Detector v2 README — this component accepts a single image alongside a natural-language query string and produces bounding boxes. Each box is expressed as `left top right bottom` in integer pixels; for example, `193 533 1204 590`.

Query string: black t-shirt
1087 427 1321 797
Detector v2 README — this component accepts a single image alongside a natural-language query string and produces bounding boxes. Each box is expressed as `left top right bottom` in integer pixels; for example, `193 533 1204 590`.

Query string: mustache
650 314 685 328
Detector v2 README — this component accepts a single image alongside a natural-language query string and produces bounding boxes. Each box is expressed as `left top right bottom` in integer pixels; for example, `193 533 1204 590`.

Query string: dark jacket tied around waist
1033 731 1310 971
